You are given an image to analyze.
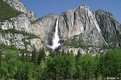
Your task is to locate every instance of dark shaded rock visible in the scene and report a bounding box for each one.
[95,10,121,48]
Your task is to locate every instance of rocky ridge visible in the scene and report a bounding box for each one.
[0,0,44,52]
[0,0,121,55]
[3,0,37,22]
[36,5,121,54]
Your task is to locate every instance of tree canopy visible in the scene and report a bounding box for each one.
[0,45,121,80]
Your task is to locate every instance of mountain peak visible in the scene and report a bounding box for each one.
[78,5,90,9]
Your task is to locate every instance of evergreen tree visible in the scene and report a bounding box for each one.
[100,49,121,79]
[77,53,97,80]
[45,54,77,79]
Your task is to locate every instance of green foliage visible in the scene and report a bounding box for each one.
[65,35,88,48]
[0,43,121,80]
[0,0,22,21]
[0,28,39,39]
[44,54,77,79]
[0,45,19,79]
[100,49,121,78]
[111,34,119,41]
[76,53,98,80]
[15,61,36,80]
[31,47,46,64]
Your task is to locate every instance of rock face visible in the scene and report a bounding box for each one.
[0,0,121,54]
[95,10,121,48]
[59,6,107,47]
[38,6,108,50]
[37,5,121,54]
[0,14,43,51]
[0,0,43,52]
[3,0,37,22]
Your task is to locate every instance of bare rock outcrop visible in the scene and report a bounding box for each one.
[1,0,121,54]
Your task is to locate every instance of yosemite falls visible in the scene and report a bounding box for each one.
[47,19,60,51]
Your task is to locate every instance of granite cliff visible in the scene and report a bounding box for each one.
[0,0,43,52]
[0,0,121,54]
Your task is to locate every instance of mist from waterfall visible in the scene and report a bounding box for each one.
[47,19,60,51]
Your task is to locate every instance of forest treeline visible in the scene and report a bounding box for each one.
[0,45,121,80]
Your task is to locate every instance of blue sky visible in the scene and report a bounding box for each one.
[21,0,121,23]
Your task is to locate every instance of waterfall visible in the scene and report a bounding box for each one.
[47,19,60,51]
